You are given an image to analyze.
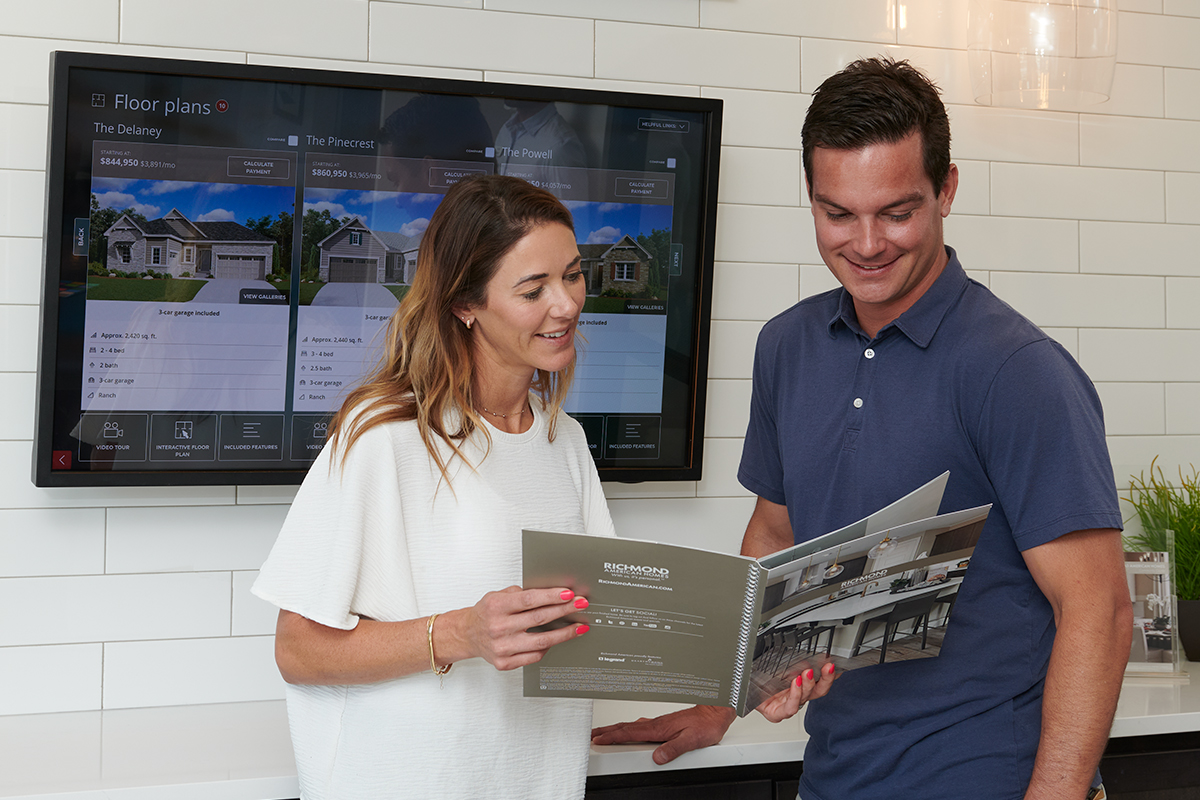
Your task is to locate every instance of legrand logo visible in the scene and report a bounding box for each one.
[604,562,670,578]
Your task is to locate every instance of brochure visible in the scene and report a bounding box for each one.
[522,472,990,715]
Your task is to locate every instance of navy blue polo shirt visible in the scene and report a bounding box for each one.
[738,248,1122,799]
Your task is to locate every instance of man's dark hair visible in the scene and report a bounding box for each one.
[802,56,951,196]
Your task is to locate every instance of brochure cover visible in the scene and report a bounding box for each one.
[523,473,991,715]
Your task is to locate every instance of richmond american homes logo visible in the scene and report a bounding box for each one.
[603,561,670,581]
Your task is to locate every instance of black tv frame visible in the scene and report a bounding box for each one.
[33,51,720,487]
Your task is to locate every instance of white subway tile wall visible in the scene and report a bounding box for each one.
[1082,115,1200,172]
[718,146,802,207]
[704,379,753,439]
[0,0,1196,715]
[947,160,991,216]
[707,320,765,380]
[102,637,284,708]
[371,5,595,75]
[0,643,102,715]
[1093,64,1165,119]
[988,273,1165,329]
[0,2,121,42]
[700,87,810,150]
[1166,66,1200,119]
[896,0,970,50]
[0,374,34,441]
[122,0,370,60]
[488,0,699,26]
[1081,221,1200,277]
[0,105,48,170]
[0,573,232,646]
[0,169,47,238]
[1164,0,1200,16]
[1120,0,1163,13]
[1168,277,1200,328]
[0,508,105,577]
[596,21,800,91]
[1167,172,1200,223]
[696,436,755,499]
[715,203,814,264]
[0,237,41,305]
[949,105,1080,165]
[232,571,280,636]
[1166,384,1200,434]
[248,52,482,82]
[944,216,1079,274]
[712,262,801,322]
[1118,10,1200,69]
[700,0,897,43]
[992,163,1166,223]
[487,72,701,97]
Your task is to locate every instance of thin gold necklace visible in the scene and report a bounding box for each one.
[479,403,529,419]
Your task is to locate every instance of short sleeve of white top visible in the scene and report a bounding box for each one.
[252,401,616,800]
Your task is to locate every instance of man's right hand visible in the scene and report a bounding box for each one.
[590,705,737,765]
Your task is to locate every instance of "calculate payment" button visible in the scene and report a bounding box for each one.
[614,178,669,200]
[227,156,291,180]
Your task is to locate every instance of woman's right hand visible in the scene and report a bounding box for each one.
[446,585,589,671]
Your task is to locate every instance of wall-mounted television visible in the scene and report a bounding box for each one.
[33,52,721,487]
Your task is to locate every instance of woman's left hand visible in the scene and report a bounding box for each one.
[447,585,589,671]
[755,661,837,723]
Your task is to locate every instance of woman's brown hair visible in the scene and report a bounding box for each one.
[325,174,577,482]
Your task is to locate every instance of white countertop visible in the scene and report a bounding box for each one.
[2,661,1197,799]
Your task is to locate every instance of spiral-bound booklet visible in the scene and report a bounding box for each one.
[523,472,990,716]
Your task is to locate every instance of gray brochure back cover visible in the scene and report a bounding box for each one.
[522,529,765,712]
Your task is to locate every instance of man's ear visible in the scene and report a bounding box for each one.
[938,163,959,218]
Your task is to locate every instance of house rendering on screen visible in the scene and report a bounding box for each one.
[316,218,422,284]
[578,234,654,296]
[102,208,276,279]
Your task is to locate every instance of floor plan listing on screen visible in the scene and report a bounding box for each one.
[297,153,673,416]
[84,141,295,413]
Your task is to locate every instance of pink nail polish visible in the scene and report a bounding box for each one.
[795,675,804,687]
[804,669,815,682]
[574,597,589,609]
[576,624,590,635]
[560,590,575,601]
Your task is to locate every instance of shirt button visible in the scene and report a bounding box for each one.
[853,398,864,408]
[864,348,875,359]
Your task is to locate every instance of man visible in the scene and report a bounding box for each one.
[592,57,1132,799]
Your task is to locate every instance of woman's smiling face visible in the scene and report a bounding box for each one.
[464,221,585,385]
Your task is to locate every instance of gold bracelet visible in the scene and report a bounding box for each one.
[427,613,452,681]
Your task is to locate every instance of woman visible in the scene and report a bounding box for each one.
[253,175,615,799]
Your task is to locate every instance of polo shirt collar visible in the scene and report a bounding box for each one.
[827,246,968,348]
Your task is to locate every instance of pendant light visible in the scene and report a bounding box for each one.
[967,0,1118,111]
[797,553,815,590]
[823,546,844,580]
[868,532,895,560]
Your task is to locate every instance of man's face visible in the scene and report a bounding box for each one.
[809,132,957,338]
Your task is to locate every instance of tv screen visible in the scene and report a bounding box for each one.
[33,52,721,487]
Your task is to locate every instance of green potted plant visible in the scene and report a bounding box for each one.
[1122,457,1200,662]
